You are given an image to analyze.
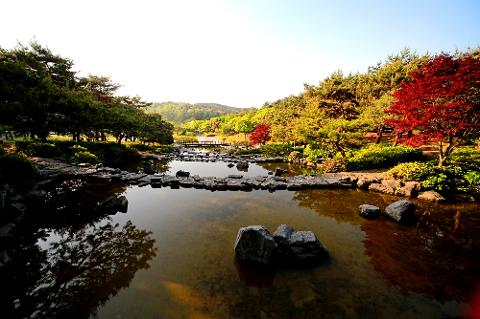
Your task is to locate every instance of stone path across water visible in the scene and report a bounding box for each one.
[31,157,441,200]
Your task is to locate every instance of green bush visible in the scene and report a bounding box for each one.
[447,148,480,171]
[260,143,296,157]
[70,144,88,152]
[464,171,480,186]
[303,144,328,163]
[0,153,38,191]
[127,142,157,152]
[386,162,463,192]
[174,135,197,143]
[15,141,61,158]
[322,158,348,173]
[72,151,99,164]
[155,145,175,154]
[347,144,423,170]
[386,162,428,181]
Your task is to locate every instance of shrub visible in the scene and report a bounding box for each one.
[127,142,157,152]
[322,157,348,173]
[260,143,295,157]
[174,135,197,143]
[303,144,328,163]
[15,141,61,158]
[70,144,88,152]
[464,171,480,186]
[72,151,99,164]
[447,148,480,171]
[387,161,463,192]
[347,144,423,171]
[155,145,175,154]
[385,162,428,181]
[0,153,38,191]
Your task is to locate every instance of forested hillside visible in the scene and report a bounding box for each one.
[147,102,243,123]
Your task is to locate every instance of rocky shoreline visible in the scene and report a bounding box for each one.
[29,157,445,202]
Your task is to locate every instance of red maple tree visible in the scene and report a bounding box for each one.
[249,124,271,145]
[387,53,480,166]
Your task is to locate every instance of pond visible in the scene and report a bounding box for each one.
[146,159,312,177]
[6,181,480,319]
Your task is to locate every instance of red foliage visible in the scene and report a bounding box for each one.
[249,124,271,145]
[386,54,480,147]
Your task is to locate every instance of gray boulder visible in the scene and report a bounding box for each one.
[385,200,416,224]
[273,224,295,258]
[274,168,288,177]
[289,231,329,264]
[234,226,277,265]
[236,161,249,169]
[358,204,381,219]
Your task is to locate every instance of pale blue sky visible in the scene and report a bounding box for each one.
[1,0,479,107]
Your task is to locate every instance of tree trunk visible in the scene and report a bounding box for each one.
[375,124,384,144]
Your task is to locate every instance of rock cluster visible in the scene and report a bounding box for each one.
[358,200,416,224]
[234,224,329,266]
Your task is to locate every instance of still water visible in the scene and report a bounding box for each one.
[147,160,308,177]
[8,178,479,319]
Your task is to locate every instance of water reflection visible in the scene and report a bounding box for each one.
[147,159,293,177]
[5,220,156,319]
[293,189,480,303]
[3,180,156,319]
[234,257,276,287]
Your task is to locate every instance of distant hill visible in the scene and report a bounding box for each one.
[147,102,242,123]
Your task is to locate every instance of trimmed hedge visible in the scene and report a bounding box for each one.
[0,153,38,191]
[15,140,141,167]
[386,162,463,192]
[347,144,423,171]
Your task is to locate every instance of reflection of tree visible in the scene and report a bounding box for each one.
[362,206,480,302]
[293,189,480,302]
[34,178,128,228]
[8,221,156,319]
[293,189,395,223]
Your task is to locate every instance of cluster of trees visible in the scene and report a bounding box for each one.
[147,102,242,124]
[0,42,173,144]
[184,48,480,165]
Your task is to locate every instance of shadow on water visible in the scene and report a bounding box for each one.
[293,189,480,303]
[2,180,157,319]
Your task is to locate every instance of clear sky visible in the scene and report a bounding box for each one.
[1,0,479,107]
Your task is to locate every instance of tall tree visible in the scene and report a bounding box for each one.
[387,54,480,166]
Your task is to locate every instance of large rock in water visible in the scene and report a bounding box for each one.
[273,224,295,258]
[273,224,329,265]
[288,231,329,265]
[236,161,249,170]
[385,200,416,224]
[358,204,381,219]
[234,226,277,265]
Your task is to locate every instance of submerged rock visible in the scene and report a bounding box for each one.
[234,226,277,265]
[358,204,381,219]
[385,200,416,224]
